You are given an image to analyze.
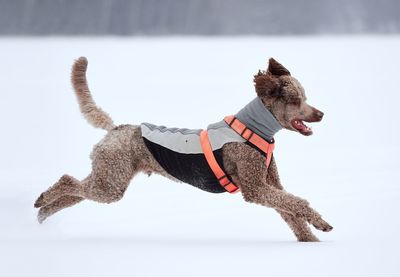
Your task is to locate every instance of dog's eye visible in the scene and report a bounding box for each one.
[288,98,301,106]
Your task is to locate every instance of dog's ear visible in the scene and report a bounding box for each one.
[267,58,291,76]
[253,70,281,97]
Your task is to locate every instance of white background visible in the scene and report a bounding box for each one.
[0,36,399,276]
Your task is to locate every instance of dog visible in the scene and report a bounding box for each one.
[34,57,332,242]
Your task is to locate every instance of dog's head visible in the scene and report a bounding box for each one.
[254,58,324,136]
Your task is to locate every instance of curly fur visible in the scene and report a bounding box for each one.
[34,57,332,241]
[71,57,115,131]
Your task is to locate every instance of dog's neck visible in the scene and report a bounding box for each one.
[235,97,282,141]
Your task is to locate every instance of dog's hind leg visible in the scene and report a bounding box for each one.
[34,174,84,208]
[34,169,131,223]
[34,169,132,223]
[37,195,84,223]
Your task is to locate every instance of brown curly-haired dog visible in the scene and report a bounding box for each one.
[34,57,332,242]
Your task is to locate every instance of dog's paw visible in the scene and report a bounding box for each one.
[311,218,333,232]
[34,193,46,208]
[298,234,320,242]
[37,208,48,224]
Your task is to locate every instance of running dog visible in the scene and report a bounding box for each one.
[34,57,333,242]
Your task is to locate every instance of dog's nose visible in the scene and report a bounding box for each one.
[310,107,324,122]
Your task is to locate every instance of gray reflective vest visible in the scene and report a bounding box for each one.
[140,97,282,193]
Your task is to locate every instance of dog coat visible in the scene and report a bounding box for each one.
[141,97,282,193]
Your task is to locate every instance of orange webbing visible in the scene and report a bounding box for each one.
[224,115,275,168]
[200,130,239,193]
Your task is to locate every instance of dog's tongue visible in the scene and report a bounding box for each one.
[292,120,312,135]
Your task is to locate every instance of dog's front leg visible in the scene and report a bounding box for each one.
[278,211,319,241]
[266,158,319,242]
[241,179,333,233]
[235,155,333,233]
[263,186,332,232]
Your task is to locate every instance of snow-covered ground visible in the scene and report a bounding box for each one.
[0,36,399,276]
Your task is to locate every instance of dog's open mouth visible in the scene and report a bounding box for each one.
[291,119,313,136]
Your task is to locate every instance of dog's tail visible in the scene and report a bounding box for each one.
[71,57,116,131]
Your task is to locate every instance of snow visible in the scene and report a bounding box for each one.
[0,36,399,276]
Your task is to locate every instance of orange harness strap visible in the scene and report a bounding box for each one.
[224,115,275,168]
[200,116,276,194]
[200,130,239,193]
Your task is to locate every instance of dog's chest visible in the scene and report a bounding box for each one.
[140,121,245,193]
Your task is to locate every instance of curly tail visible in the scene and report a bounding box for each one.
[71,57,116,131]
